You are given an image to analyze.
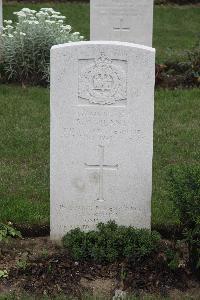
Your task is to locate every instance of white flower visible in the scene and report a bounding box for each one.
[21,8,31,12]
[52,11,61,15]
[61,25,72,31]
[57,20,63,24]
[5,25,13,29]
[20,32,26,36]
[28,20,39,25]
[36,11,48,17]
[4,24,14,34]
[52,15,63,19]
[14,11,26,18]
[72,32,80,36]
[8,34,14,38]
[21,8,37,15]
[45,20,55,24]
[58,16,66,20]
[40,8,55,14]
[4,20,12,25]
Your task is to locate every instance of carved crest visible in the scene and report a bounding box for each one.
[79,53,127,105]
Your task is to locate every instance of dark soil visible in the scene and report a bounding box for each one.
[155,64,200,89]
[13,223,185,239]
[0,237,199,298]
[13,223,50,237]
[1,63,199,90]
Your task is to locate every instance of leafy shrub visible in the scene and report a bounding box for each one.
[185,41,200,86]
[164,248,181,271]
[0,8,84,85]
[63,221,161,263]
[0,270,8,279]
[156,40,200,88]
[168,165,200,226]
[0,223,22,242]
[167,165,200,274]
[155,0,200,3]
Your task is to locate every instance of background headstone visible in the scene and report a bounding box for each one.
[50,41,155,240]
[90,0,154,47]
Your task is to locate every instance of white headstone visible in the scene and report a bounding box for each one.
[90,0,154,47]
[50,41,155,240]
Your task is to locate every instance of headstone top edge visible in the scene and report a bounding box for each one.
[51,41,155,53]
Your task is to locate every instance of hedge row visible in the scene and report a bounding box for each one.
[156,0,200,4]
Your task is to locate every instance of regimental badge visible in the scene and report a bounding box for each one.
[78,52,127,105]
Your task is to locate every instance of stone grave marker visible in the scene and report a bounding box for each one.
[50,41,155,240]
[90,0,154,47]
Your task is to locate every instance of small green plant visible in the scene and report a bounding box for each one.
[0,270,8,279]
[0,223,21,242]
[47,264,52,274]
[167,165,200,227]
[63,221,161,263]
[0,8,84,85]
[182,225,200,273]
[16,258,28,271]
[185,40,200,86]
[164,248,180,271]
[41,248,49,258]
[16,253,29,271]
[167,165,200,274]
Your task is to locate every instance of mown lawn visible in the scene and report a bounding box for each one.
[0,292,196,300]
[0,85,199,226]
[1,2,199,227]
[3,3,200,62]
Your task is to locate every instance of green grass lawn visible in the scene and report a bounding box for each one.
[0,85,199,226]
[0,2,199,227]
[0,86,49,225]
[0,293,196,300]
[3,3,200,63]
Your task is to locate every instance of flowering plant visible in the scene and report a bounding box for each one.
[0,8,84,85]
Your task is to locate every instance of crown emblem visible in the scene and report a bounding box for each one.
[95,52,112,67]
[79,52,127,105]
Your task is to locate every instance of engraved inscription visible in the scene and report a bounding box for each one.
[94,0,142,17]
[63,110,143,144]
[85,145,118,202]
[78,52,127,105]
[113,18,130,39]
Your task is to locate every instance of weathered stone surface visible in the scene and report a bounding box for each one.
[90,0,154,47]
[50,41,155,240]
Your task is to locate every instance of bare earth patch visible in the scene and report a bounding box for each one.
[0,237,199,298]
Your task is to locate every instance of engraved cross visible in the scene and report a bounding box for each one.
[85,145,118,202]
[113,18,130,40]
